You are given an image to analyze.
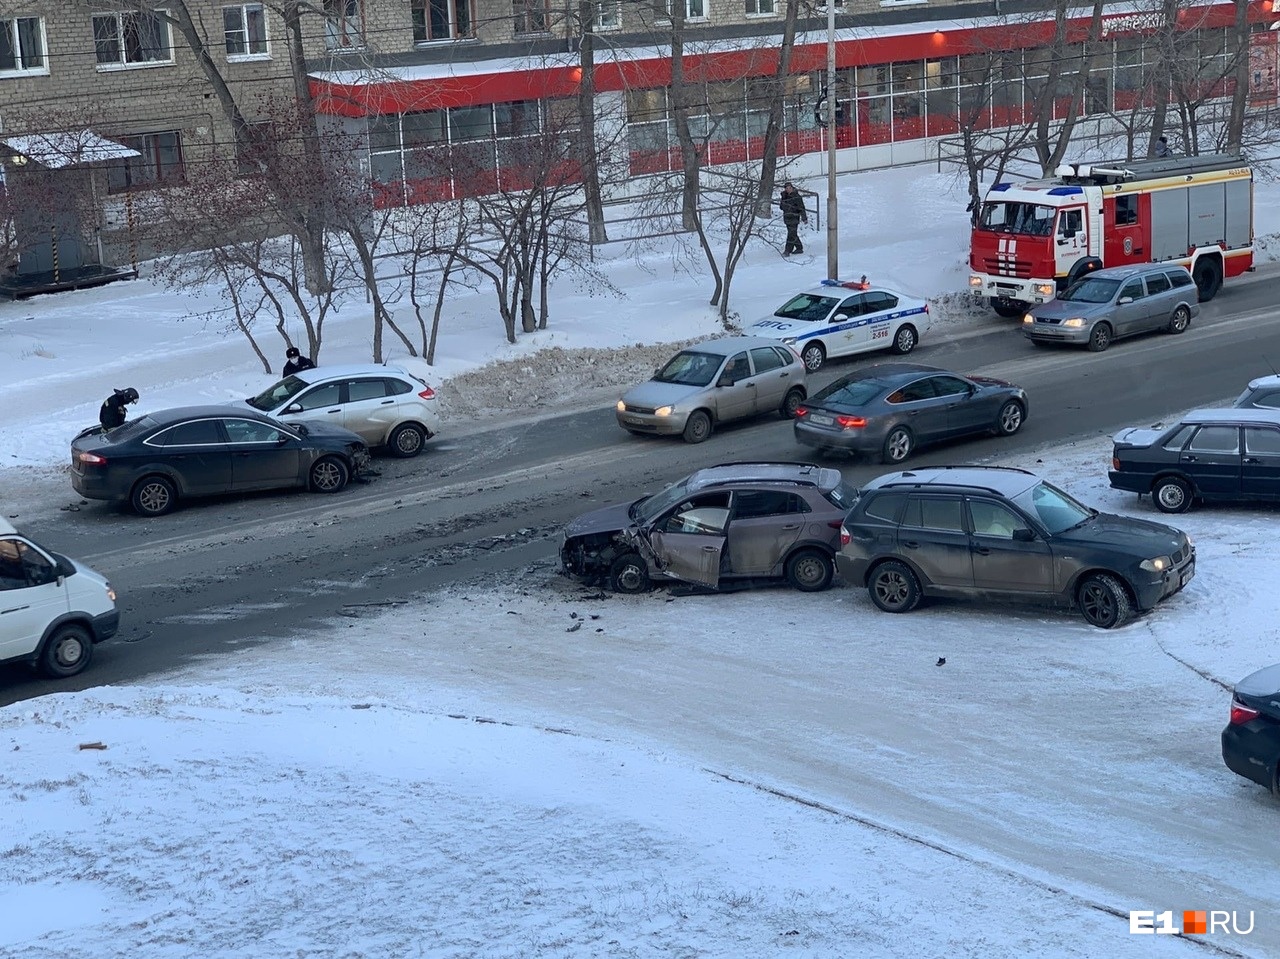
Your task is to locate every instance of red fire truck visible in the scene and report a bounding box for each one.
[968,154,1254,317]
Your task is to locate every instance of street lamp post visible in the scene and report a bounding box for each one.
[826,0,838,279]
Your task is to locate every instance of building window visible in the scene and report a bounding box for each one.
[412,0,475,42]
[513,0,548,34]
[107,132,185,193]
[594,1,620,29]
[324,0,363,49]
[224,4,268,58]
[235,122,275,176]
[0,16,46,74]
[93,10,173,68]
[745,0,773,14]
[655,0,706,20]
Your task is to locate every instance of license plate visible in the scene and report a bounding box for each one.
[1180,562,1195,588]
[809,414,833,426]
[625,415,643,424]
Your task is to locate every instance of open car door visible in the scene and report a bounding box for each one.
[648,529,724,589]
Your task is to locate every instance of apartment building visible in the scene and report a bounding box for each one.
[0,1,1275,269]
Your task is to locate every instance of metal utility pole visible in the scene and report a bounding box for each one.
[826,1,839,279]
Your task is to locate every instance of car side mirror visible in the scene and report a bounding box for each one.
[57,556,75,578]
[276,433,291,445]
[284,403,303,414]
[1012,528,1035,542]
[1117,296,1133,305]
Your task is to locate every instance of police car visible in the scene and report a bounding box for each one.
[745,277,931,372]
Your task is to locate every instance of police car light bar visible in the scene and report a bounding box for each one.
[819,275,870,290]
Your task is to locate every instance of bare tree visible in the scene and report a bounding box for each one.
[754,0,803,217]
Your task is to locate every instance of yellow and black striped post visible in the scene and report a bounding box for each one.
[50,226,59,285]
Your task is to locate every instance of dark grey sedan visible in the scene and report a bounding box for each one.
[793,363,1028,463]
[71,406,371,516]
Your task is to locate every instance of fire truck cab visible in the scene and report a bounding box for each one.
[969,154,1253,317]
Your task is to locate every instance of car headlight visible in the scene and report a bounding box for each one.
[106,585,117,602]
[782,336,797,345]
[1022,314,1034,324]
[616,400,626,412]
[655,406,674,417]
[969,275,983,288]
[1139,556,1172,573]
[1034,283,1055,297]
[1062,317,1086,328]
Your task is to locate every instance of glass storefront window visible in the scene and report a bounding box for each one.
[402,111,446,147]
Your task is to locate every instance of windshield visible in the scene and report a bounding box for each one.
[655,351,722,387]
[1060,276,1120,304]
[977,201,1055,237]
[811,377,886,410]
[247,375,309,411]
[1011,480,1094,534]
[630,477,694,525]
[773,294,840,323]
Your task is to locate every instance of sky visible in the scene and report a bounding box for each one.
[3,162,1280,957]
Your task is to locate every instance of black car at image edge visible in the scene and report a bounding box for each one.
[70,406,371,516]
[1222,664,1280,794]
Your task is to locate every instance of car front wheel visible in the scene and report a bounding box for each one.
[1077,573,1132,629]
[868,560,921,613]
[609,553,651,594]
[40,624,93,678]
[682,410,712,444]
[131,476,177,517]
[785,548,833,592]
[1152,475,1193,513]
[801,343,825,372]
[310,456,350,493]
[1087,323,1113,352]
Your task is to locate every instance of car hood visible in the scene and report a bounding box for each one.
[622,380,708,407]
[68,557,113,591]
[564,501,635,538]
[744,317,820,339]
[968,375,1016,390]
[1112,427,1165,448]
[1056,512,1186,554]
[1030,300,1112,321]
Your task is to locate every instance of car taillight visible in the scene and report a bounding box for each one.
[1230,697,1260,726]
[836,415,866,429]
[795,407,809,417]
[77,451,107,466]
[1112,456,1120,470]
[418,386,436,400]
[839,527,851,547]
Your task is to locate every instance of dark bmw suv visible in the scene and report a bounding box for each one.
[837,466,1194,628]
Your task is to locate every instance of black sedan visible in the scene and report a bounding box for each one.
[71,406,371,516]
[793,362,1028,463]
[1222,664,1280,794]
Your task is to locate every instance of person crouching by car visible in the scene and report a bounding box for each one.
[283,346,315,377]
[99,387,139,431]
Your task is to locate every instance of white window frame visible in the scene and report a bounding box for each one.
[594,0,621,30]
[92,9,174,70]
[0,16,49,76]
[512,0,549,35]
[745,0,775,15]
[324,0,364,50]
[223,3,270,60]
[655,0,706,23]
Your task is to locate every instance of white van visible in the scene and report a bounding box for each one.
[0,519,118,678]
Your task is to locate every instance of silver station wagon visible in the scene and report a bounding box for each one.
[1023,263,1199,352]
[615,336,808,443]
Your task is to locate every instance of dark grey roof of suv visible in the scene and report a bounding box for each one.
[688,462,843,493]
[862,466,1040,498]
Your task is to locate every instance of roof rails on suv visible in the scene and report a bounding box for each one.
[874,465,1038,496]
[689,462,827,491]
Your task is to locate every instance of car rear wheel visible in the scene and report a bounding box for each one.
[609,553,651,594]
[779,388,805,419]
[388,423,426,458]
[1152,475,1193,513]
[309,456,350,493]
[40,624,93,678]
[1077,573,1132,629]
[890,324,918,354]
[682,410,713,444]
[801,343,825,372]
[1087,323,1113,352]
[882,426,914,464]
[1167,305,1191,335]
[785,549,833,592]
[868,560,921,613]
[994,400,1025,436]
[131,476,177,517]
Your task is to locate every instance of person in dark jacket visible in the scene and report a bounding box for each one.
[99,387,139,430]
[779,182,808,256]
[283,346,315,377]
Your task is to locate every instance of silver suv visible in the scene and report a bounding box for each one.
[1023,263,1199,352]
[561,462,857,593]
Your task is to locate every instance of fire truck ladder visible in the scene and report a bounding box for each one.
[1054,153,1246,186]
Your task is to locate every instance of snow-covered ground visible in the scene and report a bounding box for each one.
[3,162,1280,957]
